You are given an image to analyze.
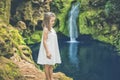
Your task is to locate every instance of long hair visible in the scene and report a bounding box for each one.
[42,12,56,31]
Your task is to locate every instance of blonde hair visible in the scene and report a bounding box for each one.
[42,12,56,31]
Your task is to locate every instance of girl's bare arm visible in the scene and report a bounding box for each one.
[43,28,51,59]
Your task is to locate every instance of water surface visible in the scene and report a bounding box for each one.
[31,36,120,80]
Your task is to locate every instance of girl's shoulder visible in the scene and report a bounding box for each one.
[43,27,49,33]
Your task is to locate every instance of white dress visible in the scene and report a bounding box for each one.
[37,28,61,65]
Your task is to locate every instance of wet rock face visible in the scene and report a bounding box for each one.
[10,0,51,28]
[0,0,11,23]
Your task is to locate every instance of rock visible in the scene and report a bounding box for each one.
[0,56,24,80]
[16,21,27,30]
[0,0,11,23]
[10,53,73,80]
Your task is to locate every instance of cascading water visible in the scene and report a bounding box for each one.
[67,2,80,68]
[68,2,80,42]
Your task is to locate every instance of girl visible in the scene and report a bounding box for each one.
[37,12,61,80]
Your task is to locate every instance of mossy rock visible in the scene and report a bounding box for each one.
[0,23,33,63]
[0,23,25,57]
[0,56,25,80]
[0,0,11,24]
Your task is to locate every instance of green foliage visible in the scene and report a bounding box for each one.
[104,1,114,17]
[24,30,42,44]
[79,10,102,34]
[104,0,120,24]
[79,0,89,6]
[51,0,73,36]
[79,0,120,52]
[50,0,64,13]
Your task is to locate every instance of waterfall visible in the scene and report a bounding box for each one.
[68,2,80,42]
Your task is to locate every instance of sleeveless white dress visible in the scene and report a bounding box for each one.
[37,28,61,65]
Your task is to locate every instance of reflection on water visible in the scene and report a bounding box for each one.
[55,39,120,80]
[69,43,79,68]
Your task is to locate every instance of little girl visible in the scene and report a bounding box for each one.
[37,12,61,80]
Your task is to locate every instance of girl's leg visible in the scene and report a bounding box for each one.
[49,65,54,80]
[45,65,50,80]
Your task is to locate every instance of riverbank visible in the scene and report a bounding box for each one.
[10,54,73,80]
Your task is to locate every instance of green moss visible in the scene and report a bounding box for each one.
[0,0,11,23]
[79,10,113,43]
[79,7,120,52]
[0,23,33,63]
[9,29,26,45]
[79,10,102,34]
[79,0,89,5]
[53,0,73,36]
